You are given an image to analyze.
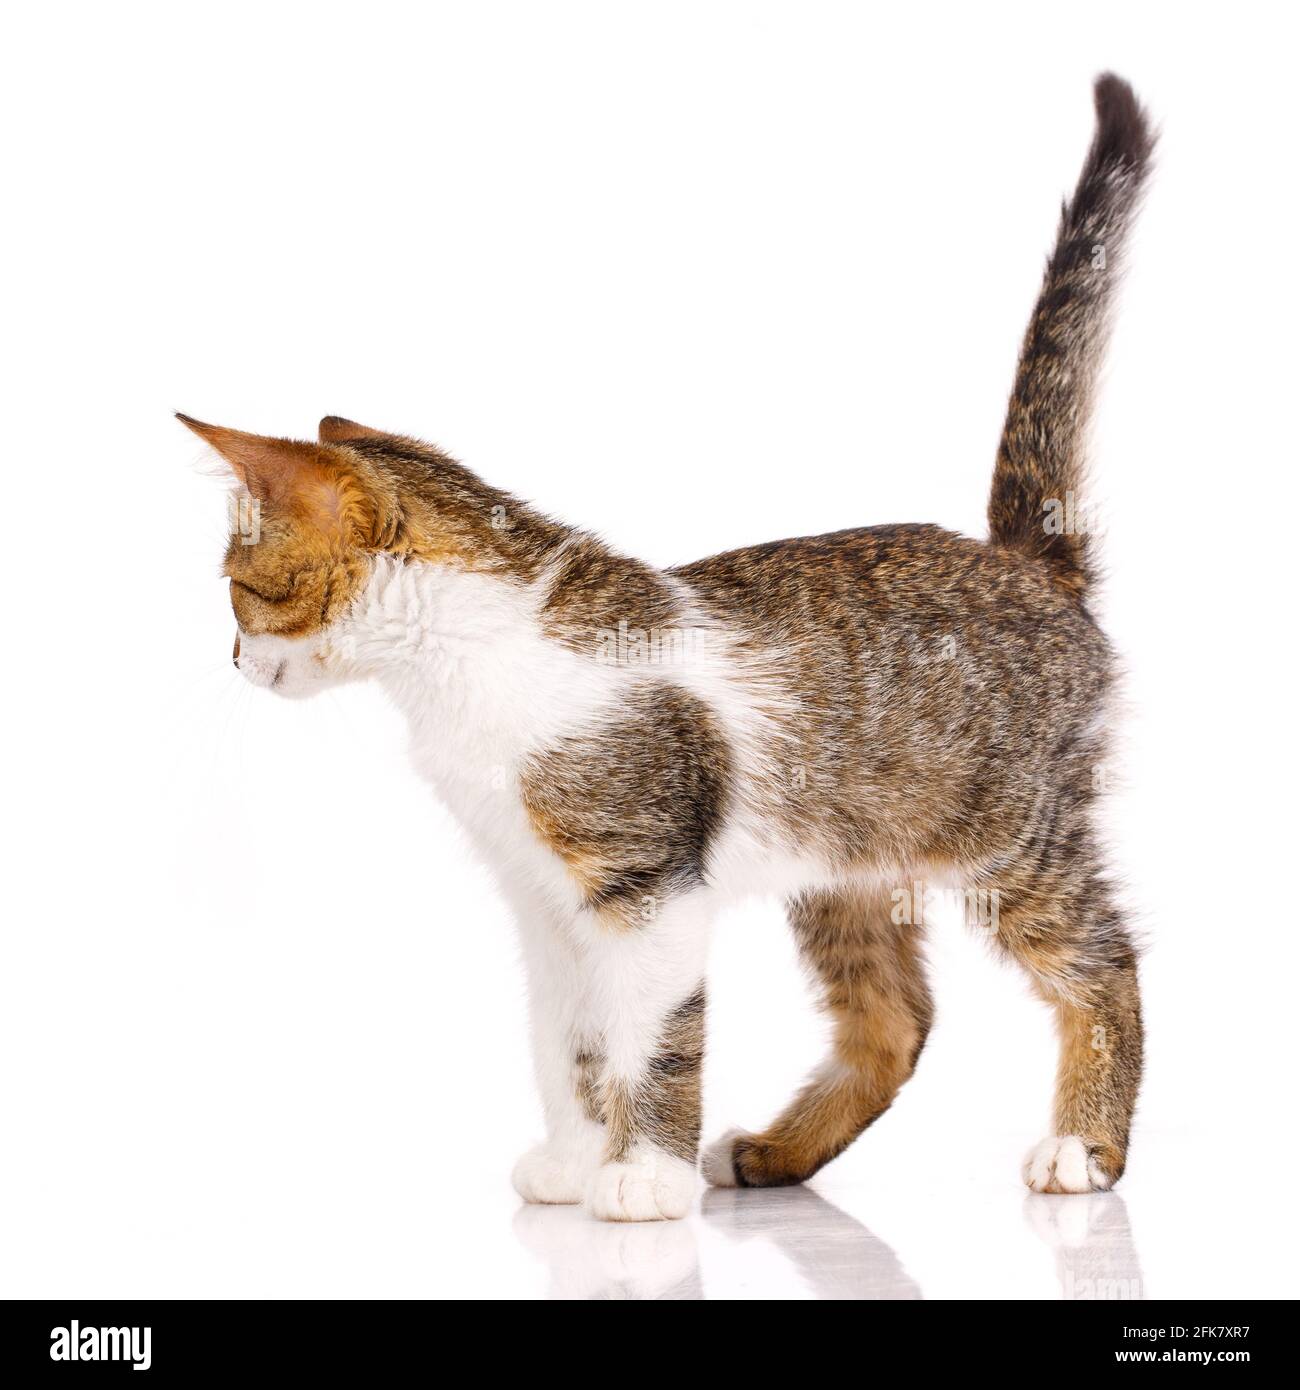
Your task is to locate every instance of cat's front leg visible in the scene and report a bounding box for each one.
[578,892,711,1222]
[512,915,607,1205]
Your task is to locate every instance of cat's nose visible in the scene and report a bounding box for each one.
[232,631,241,668]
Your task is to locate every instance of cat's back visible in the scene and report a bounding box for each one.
[673,522,1101,648]
[665,522,1112,873]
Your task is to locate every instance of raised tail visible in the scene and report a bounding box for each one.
[988,74,1155,598]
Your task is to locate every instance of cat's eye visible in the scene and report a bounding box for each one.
[231,578,278,604]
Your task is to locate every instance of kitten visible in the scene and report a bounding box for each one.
[183,74,1152,1221]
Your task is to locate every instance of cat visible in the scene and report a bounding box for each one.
[182,73,1153,1222]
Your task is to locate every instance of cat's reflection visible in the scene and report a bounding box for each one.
[703,1187,922,1299]
[1024,1191,1145,1300]
[513,1205,703,1300]
[514,1186,920,1300]
[517,1185,1143,1299]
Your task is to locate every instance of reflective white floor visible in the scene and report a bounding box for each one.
[4,1121,1291,1299]
[514,1186,1144,1301]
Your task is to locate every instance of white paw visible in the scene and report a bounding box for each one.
[585,1148,698,1222]
[512,1143,590,1205]
[1023,1136,1113,1194]
[701,1128,744,1188]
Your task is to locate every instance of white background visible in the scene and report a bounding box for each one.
[3,0,1297,1299]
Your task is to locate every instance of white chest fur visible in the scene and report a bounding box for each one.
[336,558,621,906]
[332,556,846,914]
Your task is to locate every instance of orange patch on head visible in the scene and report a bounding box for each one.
[178,414,383,540]
[180,413,391,639]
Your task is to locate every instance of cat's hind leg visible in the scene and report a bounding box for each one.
[980,814,1143,1193]
[703,883,932,1189]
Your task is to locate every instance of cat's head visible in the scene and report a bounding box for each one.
[186,412,567,698]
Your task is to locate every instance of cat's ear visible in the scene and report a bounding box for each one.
[319,415,391,444]
[176,414,323,501]
[177,413,371,538]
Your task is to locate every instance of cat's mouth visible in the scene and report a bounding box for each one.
[236,652,287,690]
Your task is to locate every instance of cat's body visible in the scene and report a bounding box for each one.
[185,75,1152,1220]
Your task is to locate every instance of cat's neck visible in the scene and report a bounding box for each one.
[341,551,664,777]
[344,554,554,711]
